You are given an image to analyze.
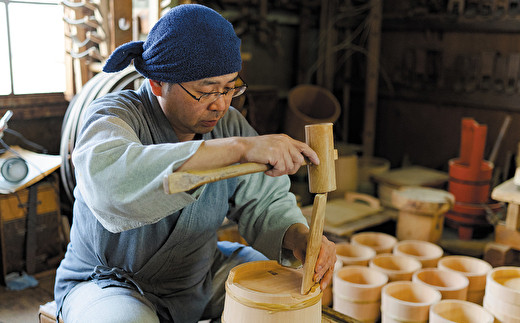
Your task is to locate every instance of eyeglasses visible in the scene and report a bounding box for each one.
[178,77,248,104]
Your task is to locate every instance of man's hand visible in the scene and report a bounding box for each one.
[283,223,337,290]
[176,134,319,177]
[239,134,320,177]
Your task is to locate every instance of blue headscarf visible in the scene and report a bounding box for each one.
[103,4,242,84]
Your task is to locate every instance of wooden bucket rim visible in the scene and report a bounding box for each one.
[393,240,444,261]
[225,260,322,309]
[438,255,492,277]
[412,268,470,291]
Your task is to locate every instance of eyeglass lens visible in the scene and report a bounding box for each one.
[201,85,247,103]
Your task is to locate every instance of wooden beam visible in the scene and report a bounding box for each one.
[362,0,382,157]
[109,0,133,52]
[495,224,520,251]
[506,203,520,231]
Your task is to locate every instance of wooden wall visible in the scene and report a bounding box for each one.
[6,2,520,192]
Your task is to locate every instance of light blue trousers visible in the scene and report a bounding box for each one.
[61,241,268,323]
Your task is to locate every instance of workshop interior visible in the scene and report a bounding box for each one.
[1,0,520,322]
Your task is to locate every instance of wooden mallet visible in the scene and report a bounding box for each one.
[300,122,336,294]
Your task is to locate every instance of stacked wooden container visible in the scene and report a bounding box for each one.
[331,234,510,323]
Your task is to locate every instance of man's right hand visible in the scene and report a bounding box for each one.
[238,134,320,177]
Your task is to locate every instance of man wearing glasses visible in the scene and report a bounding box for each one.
[54,4,336,323]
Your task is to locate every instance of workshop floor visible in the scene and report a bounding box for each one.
[0,269,55,323]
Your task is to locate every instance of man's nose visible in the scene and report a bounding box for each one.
[208,95,228,111]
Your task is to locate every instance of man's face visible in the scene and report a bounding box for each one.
[154,72,239,141]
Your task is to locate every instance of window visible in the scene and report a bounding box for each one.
[0,0,65,95]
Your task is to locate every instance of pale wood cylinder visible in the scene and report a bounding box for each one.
[333,266,389,322]
[429,299,494,323]
[381,281,441,323]
[392,187,454,243]
[222,260,322,323]
[393,240,444,268]
[336,242,377,266]
[351,231,398,255]
[305,123,336,193]
[369,253,423,282]
[438,256,492,305]
[412,268,469,300]
[483,266,520,322]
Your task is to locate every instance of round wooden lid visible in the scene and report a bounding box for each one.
[392,187,454,214]
[226,260,321,306]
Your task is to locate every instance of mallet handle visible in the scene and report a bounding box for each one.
[163,162,272,194]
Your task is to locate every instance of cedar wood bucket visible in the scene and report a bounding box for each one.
[483,266,520,322]
[222,260,322,323]
[448,118,493,204]
[381,281,441,323]
[393,240,444,268]
[336,242,377,266]
[333,265,389,322]
[392,187,454,243]
[350,231,398,255]
[437,255,492,305]
[369,253,422,282]
[412,268,469,300]
[429,299,494,323]
[283,84,341,142]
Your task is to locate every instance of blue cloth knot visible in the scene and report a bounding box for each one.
[103,4,242,84]
[103,41,144,73]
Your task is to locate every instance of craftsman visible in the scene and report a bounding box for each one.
[54,4,336,323]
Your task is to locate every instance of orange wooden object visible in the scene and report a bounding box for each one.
[449,118,493,204]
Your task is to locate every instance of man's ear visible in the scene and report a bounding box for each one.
[149,79,163,96]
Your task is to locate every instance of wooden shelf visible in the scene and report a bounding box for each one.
[379,88,520,112]
[383,14,520,33]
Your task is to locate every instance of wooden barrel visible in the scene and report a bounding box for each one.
[392,187,454,243]
[351,232,398,255]
[369,253,422,282]
[393,240,444,268]
[429,299,494,323]
[381,281,441,323]
[437,256,492,305]
[283,85,340,142]
[483,266,520,322]
[222,260,322,323]
[412,268,469,300]
[336,242,377,266]
[333,265,389,323]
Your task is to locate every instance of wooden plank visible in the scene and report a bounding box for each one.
[317,0,328,86]
[492,178,520,204]
[362,0,382,157]
[301,195,381,227]
[297,0,312,84]
[495,224,520,250]
[506,203,520,231]
[25,185,38,274]
[109,0,133,53]
[322,305,362,322]
[484,242,518,267]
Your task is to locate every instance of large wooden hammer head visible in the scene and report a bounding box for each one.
[305,123,336,194]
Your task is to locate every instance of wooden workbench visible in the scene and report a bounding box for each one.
[484,178,520,266]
